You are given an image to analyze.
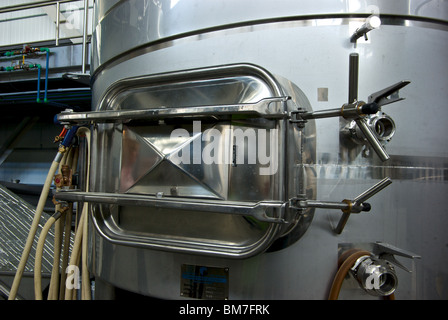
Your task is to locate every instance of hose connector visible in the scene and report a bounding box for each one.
[345,111,396,147]
[61,125,79,148]
[351,255,398,297]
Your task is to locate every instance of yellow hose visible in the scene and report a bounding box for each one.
[64,207,85,300]
[48,145,77,300]
[65,127,91,300]
[81,202,91,300]
[34,212,62,300]
[15,127,91,300]
[328,250,371,300]
[33,145,75,300]
[58,203,73,299]
[47,205,63,300]
[47,156,66,300]
[78,127,91,300]
[8,157,62,300]
[57,146,78,299]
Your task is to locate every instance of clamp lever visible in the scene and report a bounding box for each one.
[368,80,411,108]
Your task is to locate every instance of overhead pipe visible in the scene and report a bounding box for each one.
[40,47,50,103]
[35,64,42,102]
[0,63,42,103]
[1,46,50,103]
[3,46,41,56]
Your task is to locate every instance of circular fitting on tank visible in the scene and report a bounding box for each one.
[371,114,396,142]
[344,112,396,147]
[352,256,398,297]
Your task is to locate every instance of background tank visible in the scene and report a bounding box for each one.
[87,0,448,299]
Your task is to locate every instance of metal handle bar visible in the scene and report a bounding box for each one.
[56,97,290,124]
[335,177,392,234]
[54,190,287,224]
[292,177,392,234]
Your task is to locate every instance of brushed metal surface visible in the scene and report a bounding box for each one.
[86,0,448,300]
[84,64,316,259]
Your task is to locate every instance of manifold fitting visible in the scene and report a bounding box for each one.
[351,255,398,297]
[345,111,396,146]
[370,113,396,142]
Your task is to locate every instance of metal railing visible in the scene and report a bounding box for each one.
[0,0,92,74]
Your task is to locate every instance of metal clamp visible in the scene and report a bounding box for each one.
[368,80,411,108]
[372,242,421,273]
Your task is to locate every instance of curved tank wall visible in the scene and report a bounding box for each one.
[88,0,448,299]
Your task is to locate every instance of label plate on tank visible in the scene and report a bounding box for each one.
[180,264,229,300]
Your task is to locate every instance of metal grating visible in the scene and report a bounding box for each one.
[0,183,72,274]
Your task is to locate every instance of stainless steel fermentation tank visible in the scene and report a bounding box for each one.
[57,1,448,299]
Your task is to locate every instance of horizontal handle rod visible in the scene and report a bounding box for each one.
[54,190,287,223]
[56,97,290,124]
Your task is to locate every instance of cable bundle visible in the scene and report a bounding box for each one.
[8,126,91,300]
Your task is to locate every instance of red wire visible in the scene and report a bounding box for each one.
[59,127,68,138]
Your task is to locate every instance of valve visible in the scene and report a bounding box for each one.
[350,14,382,47]
[345,110,396,143]
[54,165,73,189]
[290,177,392,234]
[351,254,398,297]
[291,53,410,162]
[339,242,421,297]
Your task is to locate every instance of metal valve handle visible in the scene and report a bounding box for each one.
[291,177,393,234]
[355,118,390,161]
[347,53,410,162]
[335,177,392,234]
[294,54,410,162]
[348,53,410,161]
[354,79,410,162]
